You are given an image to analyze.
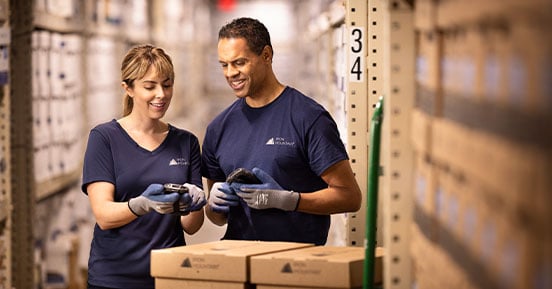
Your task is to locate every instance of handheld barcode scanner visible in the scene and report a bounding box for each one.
[226,168,261,184]
[163,183,190,215]
[225,168,262,235]
[163,183,189,194]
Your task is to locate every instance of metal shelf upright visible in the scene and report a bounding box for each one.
[0,2,11,287]
[9,0,35,288]
[345,0,369,247]
[0,64,11,289]
[380,1,415,288]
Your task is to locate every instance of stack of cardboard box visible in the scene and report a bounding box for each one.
[151,240,383,289]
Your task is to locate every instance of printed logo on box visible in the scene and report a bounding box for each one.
[281,263,292,273]
[179,257,221,270]
[181,258,192,267]
[279,262,321,275]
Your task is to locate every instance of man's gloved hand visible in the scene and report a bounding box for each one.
[178,183,207,213]
[128,184,181,216]
[208,182,240,213]
[235,167,300,211]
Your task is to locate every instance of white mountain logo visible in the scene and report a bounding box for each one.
[266,137,295,146]
[169,158,189,166]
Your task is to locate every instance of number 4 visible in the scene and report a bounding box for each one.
[351,57,362,81]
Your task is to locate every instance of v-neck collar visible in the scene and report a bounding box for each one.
[113,119,172,154]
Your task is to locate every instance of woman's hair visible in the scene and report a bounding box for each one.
[120,44,174,116]
[218,17,272,56]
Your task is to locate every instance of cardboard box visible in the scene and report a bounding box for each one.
[155,278,254,289]
[414,0,438,31]
[257,286,360,289]
[151,240,313,282]
[411,109,432,154]
[251,246,384,288]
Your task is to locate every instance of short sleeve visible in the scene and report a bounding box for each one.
[200,125,226,182]
[81,129,115,194]
[188,134,203,188]
[306,111,349,176]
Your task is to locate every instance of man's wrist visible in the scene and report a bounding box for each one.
[281,190,300,211]
[292,191,301,211]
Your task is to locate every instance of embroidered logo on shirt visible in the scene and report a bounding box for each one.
[265,137,295,146]
[169,158,189,166]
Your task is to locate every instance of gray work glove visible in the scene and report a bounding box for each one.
[128,184,180,216]
[208,182,240,213]
[178,183,207,213]
[235,167,300,211]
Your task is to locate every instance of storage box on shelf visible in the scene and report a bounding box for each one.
[414,1,552,289]
[432,118,551,288]
[415,29,443,116]
[31,30,85,200]
[413,153,438,242]
[411,223,475,289]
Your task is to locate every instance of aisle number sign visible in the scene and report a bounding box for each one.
[349,26,365,83]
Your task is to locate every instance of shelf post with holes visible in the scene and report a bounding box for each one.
[0,5,11,286]
[344,0,368,247]
[367,0,386,250]
[9,0,36,288]
[381,1,415,288]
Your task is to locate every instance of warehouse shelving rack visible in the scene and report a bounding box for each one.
[344,1,415,288]
[301,0,414,285]
[12,1,86,199]
[411,1,552,289]
[8,0,87,288]
[5,1,213,287]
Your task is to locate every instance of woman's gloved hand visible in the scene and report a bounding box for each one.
[178,183,207,213]
[235,167,300,211]
[128,184,181,216]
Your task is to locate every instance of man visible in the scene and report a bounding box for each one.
[201,17,361,245]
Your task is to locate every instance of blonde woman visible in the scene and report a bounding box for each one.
[82,44,205,289]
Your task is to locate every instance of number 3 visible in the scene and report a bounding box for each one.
[351,28,363,53]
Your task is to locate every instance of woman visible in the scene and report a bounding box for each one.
[81,44,205,289]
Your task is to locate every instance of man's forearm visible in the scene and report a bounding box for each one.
[205,205,228,226]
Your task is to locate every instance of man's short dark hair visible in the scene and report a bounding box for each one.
[218,17,273,56]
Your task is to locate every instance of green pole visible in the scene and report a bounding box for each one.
[363,96,384,289]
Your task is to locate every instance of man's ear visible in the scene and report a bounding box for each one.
[262,45,273,62]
